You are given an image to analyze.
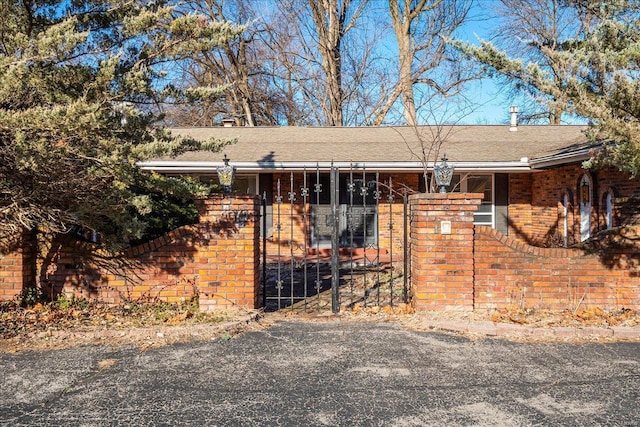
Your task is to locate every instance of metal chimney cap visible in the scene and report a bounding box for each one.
[509,106,518,132]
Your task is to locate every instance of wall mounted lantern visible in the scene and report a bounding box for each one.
[434,154,454,193]
[217,154,235,194]
[581,179,590,204]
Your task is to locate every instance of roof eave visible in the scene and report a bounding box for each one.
[138,160,533,174]
[530,147,594,169]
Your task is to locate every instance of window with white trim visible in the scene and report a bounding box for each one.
[449,174,494,227]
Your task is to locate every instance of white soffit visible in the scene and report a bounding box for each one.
[138,160,533,173]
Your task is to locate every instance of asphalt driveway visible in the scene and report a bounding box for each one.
[1,320,639,426]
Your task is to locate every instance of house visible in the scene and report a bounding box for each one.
[2,122,638,312]
[140,123,637,253]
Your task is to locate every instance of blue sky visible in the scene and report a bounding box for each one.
[450,1,512,125]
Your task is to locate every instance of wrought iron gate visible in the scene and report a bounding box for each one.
[261,165,410,312]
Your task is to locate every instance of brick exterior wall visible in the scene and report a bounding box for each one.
[409,188,640,313]
[508,164,639,245]
[474,226,640,311]
[0,195,261,311]
[409,193,483,311]
[2,166,638,314]
[508,173,533,240]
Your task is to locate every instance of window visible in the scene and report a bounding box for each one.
[232,176,257,194]
[449,174,494,226]
[579,174,592,241]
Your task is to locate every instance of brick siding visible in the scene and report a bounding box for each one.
[509,164,639,245]
[269,172,417,260]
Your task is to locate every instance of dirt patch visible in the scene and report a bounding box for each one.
[486,307,640,328]
[0,300,265,353]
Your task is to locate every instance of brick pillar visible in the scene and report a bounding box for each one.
[0,251,24,301]
[410,193,483,311]
[195,194,261,311]
[0,231,36,302]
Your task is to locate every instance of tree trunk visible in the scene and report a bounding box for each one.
[309,0,345,126]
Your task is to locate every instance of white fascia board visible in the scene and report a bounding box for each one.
[138,160,532,173]
[529,148,594,169]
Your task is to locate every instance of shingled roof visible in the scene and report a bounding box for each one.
[142,125,597,173]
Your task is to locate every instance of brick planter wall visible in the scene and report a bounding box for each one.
[410,193,483,311]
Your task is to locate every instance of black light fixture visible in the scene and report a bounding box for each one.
[434,154,454,193]
[217,154,235,194]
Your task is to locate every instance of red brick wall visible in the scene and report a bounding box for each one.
[0,232,35,300]
[508,164,638,245]
[0,195,261,311]
[474,226,640,311]
[508,173,533,239]
[0,251,24,300]
[410,193,483,311]
[408,189,640,313]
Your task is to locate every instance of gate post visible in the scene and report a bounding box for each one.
[196,194,261,311]
[410,193,483,312]
[330,166,340,313]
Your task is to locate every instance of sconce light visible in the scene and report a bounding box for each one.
[581,179,590,204]
[217,154,235,194]
[434,154,454,193]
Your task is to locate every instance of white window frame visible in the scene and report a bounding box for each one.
[451,174,495,228]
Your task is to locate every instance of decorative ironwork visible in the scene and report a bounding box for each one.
[262,164,410,312]
[360,182,369,197]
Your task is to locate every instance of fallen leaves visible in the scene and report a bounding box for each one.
[0,298,234,344]
[489,307,640,327]
[349,302,415,315]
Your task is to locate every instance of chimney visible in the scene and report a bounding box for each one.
[222,118,235,127]
[509,106,518,132]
